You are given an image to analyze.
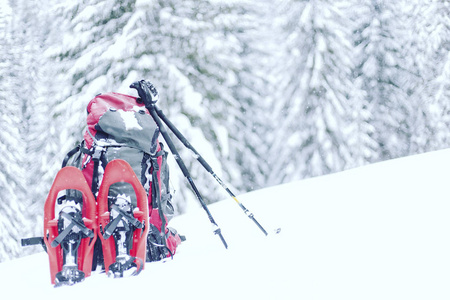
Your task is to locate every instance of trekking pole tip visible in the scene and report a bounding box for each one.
[212,224,228,249]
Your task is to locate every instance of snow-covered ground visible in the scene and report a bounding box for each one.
[1,149,450,299]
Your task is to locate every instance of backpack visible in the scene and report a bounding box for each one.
[63,92,181,265]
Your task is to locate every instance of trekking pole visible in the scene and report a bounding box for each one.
[154,105,268,236]
[130,80,228,249]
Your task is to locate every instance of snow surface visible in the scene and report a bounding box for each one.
[2,149,450,299]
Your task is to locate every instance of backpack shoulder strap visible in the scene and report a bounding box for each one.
[61,141,86,168]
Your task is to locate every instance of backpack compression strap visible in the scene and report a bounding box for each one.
[61,142,88,168]
[150,148,167,249]
[90,145,108,196]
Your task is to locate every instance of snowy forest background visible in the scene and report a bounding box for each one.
[0,0,449,262]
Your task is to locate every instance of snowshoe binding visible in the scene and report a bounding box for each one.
[103,194,144,277]
[53,205,93,286]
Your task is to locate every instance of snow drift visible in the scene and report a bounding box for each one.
[1,149,450,299]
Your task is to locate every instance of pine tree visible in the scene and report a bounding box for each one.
[269,0,372,184]
[0,0,28,262]
[203,0,274,192]
[354,0,422,161]
[432,52,450,145]
[388,0,440,155]
[431,0,450,147]
[17,0,56,238]
[408,0,450,150]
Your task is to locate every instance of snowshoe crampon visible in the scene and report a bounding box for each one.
[54,266,85,287]
[97,159,149,277]
[107,255,144,278]
[43,167,97,286]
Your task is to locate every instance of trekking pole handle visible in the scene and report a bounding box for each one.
[130,80,159,106]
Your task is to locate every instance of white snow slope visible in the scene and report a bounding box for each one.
[1,149,450,300]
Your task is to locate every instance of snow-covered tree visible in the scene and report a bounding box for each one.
[17,0,57,238]
[406,0,450,150]
[269,0,373,183]
[431,52,450,146]
[0,0,29,262]
[204,0,275,192]
[354,0,424,160]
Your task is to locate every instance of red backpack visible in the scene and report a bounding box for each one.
[63,92,181,270]
[31,91,182,286]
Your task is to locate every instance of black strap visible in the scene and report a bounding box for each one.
[91,159,100,195]
[90,146,105,196]
[21,237,47,252]
[51,211,94,248]
[62,144,82,168]
[150,153,167,248]
[149,128,160,155]
[61,211,94,238]
[51,222,76,248]
[102,205,143,240]
[154,149,165,159]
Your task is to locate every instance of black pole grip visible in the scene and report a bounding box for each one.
[130,80,159,106]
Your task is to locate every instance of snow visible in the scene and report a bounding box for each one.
[2,149,450,299]
[118,109,143,131]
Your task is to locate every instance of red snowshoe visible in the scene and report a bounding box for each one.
[97,159,149,277]
[43,166,97,286]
